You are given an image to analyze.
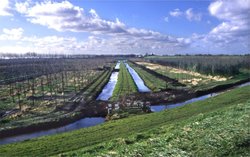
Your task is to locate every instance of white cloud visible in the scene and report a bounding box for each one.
[15,0,30,14]
[206,0,250,45]
[0,28,24,40]
[0,28,90,54]
[14,1,143,37]
[89,9,99,18]
[169,8,202,21]
[6,0,247,54]
[0,26,189,54]
[0,0,12,16]
[169,9,182,17]
[183,0,250,54]
[185,8,202,21]
[15,0,127,34]
[13,0,190,54]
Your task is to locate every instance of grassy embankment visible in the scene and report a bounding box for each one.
[0,85,249,156]
[128,62,167,91]
[0,70,112,131]
[111,62,137,101]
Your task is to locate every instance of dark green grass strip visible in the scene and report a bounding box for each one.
[111,62,137,101]
[83,70,111,101]
[128,62,166,91]
[0,85,249,157]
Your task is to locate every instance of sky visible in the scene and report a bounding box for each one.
[0,0,249,55]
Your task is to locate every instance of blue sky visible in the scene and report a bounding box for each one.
[0,0,249,55]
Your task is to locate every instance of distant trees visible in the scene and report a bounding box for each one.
[148,55,250,76]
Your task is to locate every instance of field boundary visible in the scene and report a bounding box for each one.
[130,61,185,87]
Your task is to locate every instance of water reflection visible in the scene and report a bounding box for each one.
[0,117,105,145]
[97,62,120,101]
[151,81,250,112]
[125,63,151,92]
[97,72,119,101]
[151,93,217,112]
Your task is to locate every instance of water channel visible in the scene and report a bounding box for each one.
[0,117,105,145]
[125,63,151,92]
[0,64,249,145]
[96,62,120,101]
[150,81,250,112]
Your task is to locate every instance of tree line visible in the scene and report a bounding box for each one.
[147,55,250,76]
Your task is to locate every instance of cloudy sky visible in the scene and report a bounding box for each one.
[0,0,249,55]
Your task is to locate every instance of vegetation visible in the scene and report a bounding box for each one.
[111,62,137,101]
[135,61,223,88]
[0,57,116,131]
[135,60,250,91]
[65,100,250,156]
[0,70,112,131]
[128,62,167,91]
[0,55,249,157]
[145,55,250,76]
[0,70,102,110]
[0,58,113,84]
[0,85,249,156]
[0,58,114,111]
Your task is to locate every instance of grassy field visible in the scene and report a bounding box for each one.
[0,85,249,156]
[64,98,250,156]
[128,62,167,91]
[111,62,137,101]
[136,61,227,86]
[135,61,250,91]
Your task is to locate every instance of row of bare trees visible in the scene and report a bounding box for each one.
[0,58,114,111]
[4,70,100,111]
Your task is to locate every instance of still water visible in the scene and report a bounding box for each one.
[125,63,151,92]
[96,62,120,101]
[0,117,105,145]
[151,81,250,112]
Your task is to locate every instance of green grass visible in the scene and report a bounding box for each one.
[111,62,137,101]
[136,61,249,91]
[63,99,250,157]
[0,85,249,157]
[82,70,112,101]
[135,61,214,88]
[128,62,167,91]
[192,72,250,91]
[157,67,199,80]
